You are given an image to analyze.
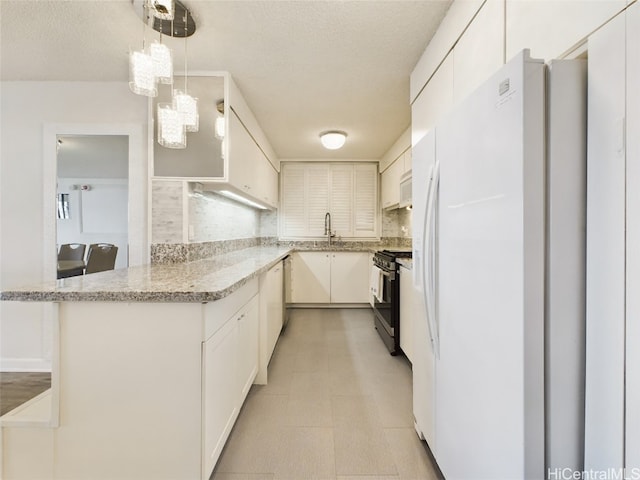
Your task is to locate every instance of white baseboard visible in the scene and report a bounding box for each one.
[1,358,51,372]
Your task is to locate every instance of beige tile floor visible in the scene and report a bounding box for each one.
[212,308,441,480]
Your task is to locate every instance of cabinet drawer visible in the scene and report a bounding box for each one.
[203,278,259,341]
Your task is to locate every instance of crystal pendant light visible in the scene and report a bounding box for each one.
[129,5,158,97]
[129,49,157,97]
[172,19,198,132]
[150,41,173,85]
[157,103,186,148]
[173,91,199,132]
[149,0,175,20]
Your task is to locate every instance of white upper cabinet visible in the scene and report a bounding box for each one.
[380,156,404,210]
[153,75,226,178]
[411,53,454,147]
[227,109,279,209]
[506,0,626,61]
[152,72,279,210]
[380,127,411,211]
[280,162,378,239]
[452,0,504,106]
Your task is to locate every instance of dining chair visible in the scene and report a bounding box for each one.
[85,243,118,274]
[58,243,86,261]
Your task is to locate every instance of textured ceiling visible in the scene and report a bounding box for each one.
[0,0,451,159]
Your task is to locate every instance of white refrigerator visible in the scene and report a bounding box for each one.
[412,50,587,479]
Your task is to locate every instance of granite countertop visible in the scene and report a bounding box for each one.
[0,246,293,303]
[397,257,413,269]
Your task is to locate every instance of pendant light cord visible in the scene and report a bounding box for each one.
[142,3,148,50]
[184,8,189,93]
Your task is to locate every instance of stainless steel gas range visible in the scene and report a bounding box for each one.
[371,249,412,356]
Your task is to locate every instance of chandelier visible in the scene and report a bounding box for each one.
[129,0,197,149]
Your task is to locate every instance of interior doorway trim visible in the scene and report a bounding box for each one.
[42,123,146,282]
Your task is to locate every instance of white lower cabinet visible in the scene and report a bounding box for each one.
[381,157,403,209]
[202,284,260,479]
[291,251,369,304]
[203,316,239,477]
[256,261,284,384]
[291,252,331,303]
[237,295,260,400]
[329,252,371,303]
[1,278,267,480]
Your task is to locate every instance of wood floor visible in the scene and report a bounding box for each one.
[212,307,441,480]
[0,372,51,416]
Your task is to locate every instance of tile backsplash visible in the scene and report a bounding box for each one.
[151,180,413,264]
[382,207,413,238]
[189,191,259,242]
[152,180,184,244]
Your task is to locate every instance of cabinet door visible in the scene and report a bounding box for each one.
[264,160,279,208]
[227,110,254,192]
[202,318,238,478]
[291,252,330,303]
[403,149,412,174]
[329,252,370,303]
[153,75,225,178]
[237,295,260,402]
[266,263,284,359]
[452,0,504,106]
[381,158,402,209]
[249,150,277,209]
[399,266,414,363]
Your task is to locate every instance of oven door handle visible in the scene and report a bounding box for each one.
[378,268,395,280]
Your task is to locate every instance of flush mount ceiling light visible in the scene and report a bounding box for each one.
[320,131,347,150]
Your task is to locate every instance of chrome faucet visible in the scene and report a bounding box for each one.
[324,212,335,245]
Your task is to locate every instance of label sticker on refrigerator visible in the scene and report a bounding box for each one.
[498,78,510,96]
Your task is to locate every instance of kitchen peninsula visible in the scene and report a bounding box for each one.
[0,241,399,480]
[0,245,291,480]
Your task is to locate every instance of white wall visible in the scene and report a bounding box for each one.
[0,81,148,371]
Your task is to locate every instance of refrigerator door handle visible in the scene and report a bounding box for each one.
[421,165,436,350]
[427,160,440,357]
